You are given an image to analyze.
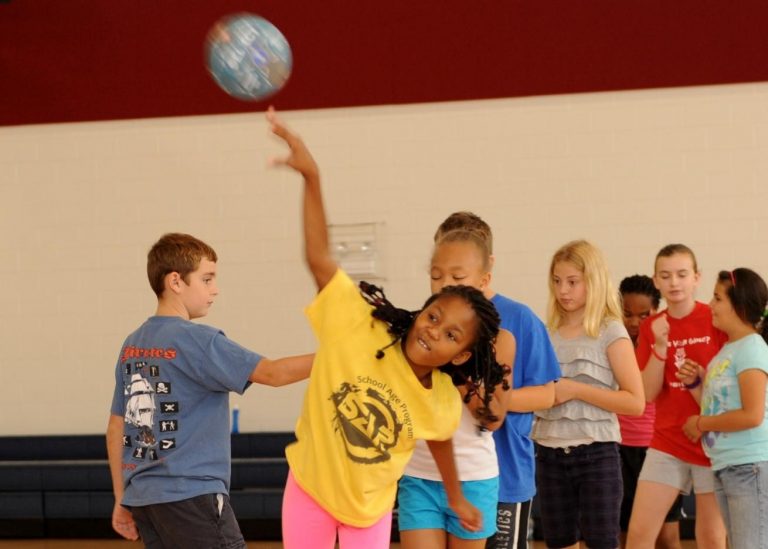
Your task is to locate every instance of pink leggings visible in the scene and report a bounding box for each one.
[282,470,393,549]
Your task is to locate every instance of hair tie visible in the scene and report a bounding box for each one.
[374,339,400,360]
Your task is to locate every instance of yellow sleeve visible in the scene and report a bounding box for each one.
[305,269,373,341]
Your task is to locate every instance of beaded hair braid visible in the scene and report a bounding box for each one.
[359,281,510,430]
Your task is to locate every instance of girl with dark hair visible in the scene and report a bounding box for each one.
[265,108,508,549]
[617,275,683,548]
[618,274,661,346]
[680,268,768,549]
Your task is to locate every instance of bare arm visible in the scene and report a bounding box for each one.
[683,369,768,441]
[641,353,666,402]
[641,315,669,402]
[267,108,337,291]
[425,439,482,532]
[507,382,556,412]
[248,353,314,386]
[106,414,138,541]
[675,359,705,404]
[555,338,645,415]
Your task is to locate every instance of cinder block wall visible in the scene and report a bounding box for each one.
[2,82,767,435]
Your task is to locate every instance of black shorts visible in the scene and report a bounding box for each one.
[535,442,622,549]
[128,493,245,549]
[486,499,532,549]
[619,444,683,530]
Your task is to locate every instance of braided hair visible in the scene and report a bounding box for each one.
[359,281,510,430]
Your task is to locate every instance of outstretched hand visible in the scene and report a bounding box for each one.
[266,106,319,180]
[266,106,336,290]
[112,502,139,541]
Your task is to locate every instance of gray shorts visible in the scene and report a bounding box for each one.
[638,448,715,495]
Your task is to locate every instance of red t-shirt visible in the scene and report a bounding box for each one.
[637,302,727,466]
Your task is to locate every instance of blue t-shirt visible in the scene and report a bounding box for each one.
[701,333,768,471]
[110,316,261,506]
[491,294,561,503]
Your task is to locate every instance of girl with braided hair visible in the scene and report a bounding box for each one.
[266,108,507,549]
[360,280,510,412]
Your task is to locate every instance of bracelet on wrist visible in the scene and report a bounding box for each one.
[696,415,705,433]
[684,376,702,390]
[650,345,667,361]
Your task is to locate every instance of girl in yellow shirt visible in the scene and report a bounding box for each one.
[266,108,509,549]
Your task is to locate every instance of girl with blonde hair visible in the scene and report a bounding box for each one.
[533,240,645,549]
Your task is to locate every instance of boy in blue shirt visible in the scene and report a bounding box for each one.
[107,232,312,547]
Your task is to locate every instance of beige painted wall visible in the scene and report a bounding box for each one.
[2,83,767,435]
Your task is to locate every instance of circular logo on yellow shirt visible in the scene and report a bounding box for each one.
[330,382,403,463]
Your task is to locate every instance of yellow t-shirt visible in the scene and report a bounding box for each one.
[285,269,462,527]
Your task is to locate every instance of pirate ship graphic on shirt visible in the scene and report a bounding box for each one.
[124,373,157,447]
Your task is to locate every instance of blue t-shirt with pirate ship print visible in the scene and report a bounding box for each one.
[110,315,261,506]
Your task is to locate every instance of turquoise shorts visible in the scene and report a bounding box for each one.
[397,475,499,539]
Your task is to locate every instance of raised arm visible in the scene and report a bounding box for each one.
[640,314,669,402]
[267,107,337,291]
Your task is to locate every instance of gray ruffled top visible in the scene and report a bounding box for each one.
[533,320,628,445]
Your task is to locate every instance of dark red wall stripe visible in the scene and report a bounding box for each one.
[2,1,767,126]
